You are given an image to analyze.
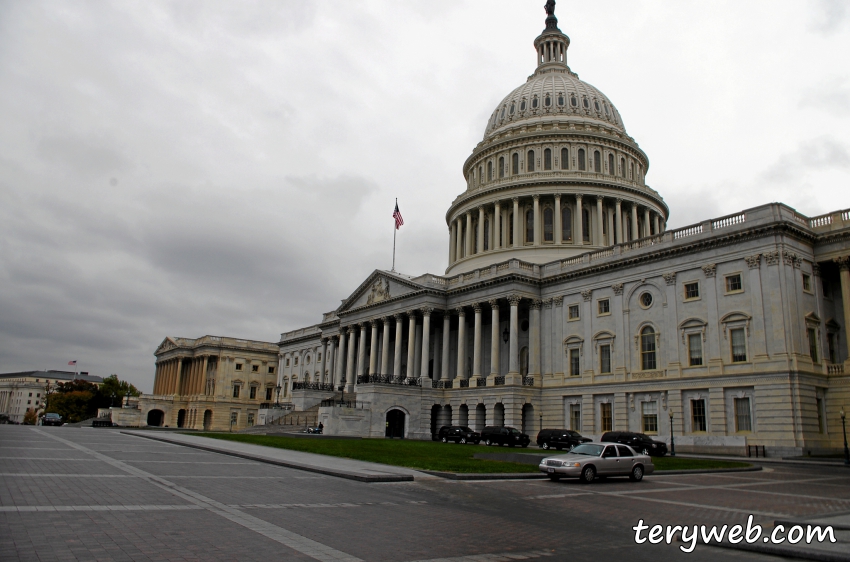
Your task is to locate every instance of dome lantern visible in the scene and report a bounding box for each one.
[534,0,571,76]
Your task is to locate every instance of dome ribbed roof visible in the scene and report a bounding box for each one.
[483,71,626,141]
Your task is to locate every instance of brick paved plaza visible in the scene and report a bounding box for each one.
[1,426,848,561]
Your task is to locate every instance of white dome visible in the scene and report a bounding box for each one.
[483,71,626,141]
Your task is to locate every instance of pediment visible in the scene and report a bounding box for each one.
[155,337,180,354]
[338,270,423,313]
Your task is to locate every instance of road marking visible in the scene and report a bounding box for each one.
[0,473,137,477]
[33,428,364,562]
[0,500,428,513]
[406,549,554,561]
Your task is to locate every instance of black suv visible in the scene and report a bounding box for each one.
[436,426,481,444]
[601,431,668,456]
[42,413,63,426]
[480,426,531,447]
[536,428,591,450]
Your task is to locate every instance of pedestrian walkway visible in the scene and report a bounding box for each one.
[121,431,436,482]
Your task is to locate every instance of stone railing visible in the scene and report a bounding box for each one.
[522,376,534,386]
[827,364,845,375]
[712,212,746,230]
[432,379,453,389]
[494,376,506,386]
[356,375,421,387]
[672,223,703,239]
[291,382,335,392]
[807,208,850,231]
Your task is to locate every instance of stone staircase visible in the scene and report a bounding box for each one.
[237,392,356,434]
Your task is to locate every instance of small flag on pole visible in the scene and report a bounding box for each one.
[393,202,404,230]
[68,360,77,366]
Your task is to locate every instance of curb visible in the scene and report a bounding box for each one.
[651,466,762,475]
[419,470,548,480]
[121,432,414,483]
[709,539,850,562]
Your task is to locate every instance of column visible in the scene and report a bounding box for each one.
[335,330,346,388]
[837,257,850,360]
[607,205,615,246]
[529,301,541,379]
[455,218,463,259]
[381,317,391,375]
[532,195,541,246]
[153,363,161,394]
[489,300,500,376]
[554,194,562,244]
[508,296,520,375]
[465,211,473,257]
[512,197,520,248]
[494,201,501,249]
[174,358,184,395]
[472,304,483,378]
[596,197,604,246]
[345,326,356,392]
[414,319,423,378]
[456,307,467,379]
[420,308,433,381]
[357,323,367,380]
[449,223,456,263]
[575,193,583,245]
[615,199,623,244]
[643,208,651,238]
[477,207,484,254]
[200,355,208,395]
[393,314,404,378]
[441,312,451,380]
[631,203,639,240]
[327,337,337,387]
[320,339,328,384]
[653,213,660,235]
[368,323,379,375]
[406,313,417,379]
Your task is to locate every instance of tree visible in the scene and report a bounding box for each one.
[44,379,100,423]
[97,375,140,408]
[23,409,37,425]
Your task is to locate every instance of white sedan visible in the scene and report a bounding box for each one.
[539,442,654,483]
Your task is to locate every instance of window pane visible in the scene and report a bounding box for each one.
[608,153,614,175]
[735,397,751,432]
[600,403,612,432]
[688,334,703,366]
[544,148,552,170]
[685,282,699,299]
[641,401,658,433]
[512,153,519,174]
[560,148,569,170]
[526,209,534,243]
[570,349,580,376]
[598,299,610,315]
[600,345,611,374]
[543,208,554,241]
[641,327,656,370]
[562,207,572,241]
[807,327,818,362]
[499,157,505,178]
[691,399,706,432]
[527,150,535,172]
[726,274,742,292]
[731,328,747,362]
[593,150,601,172]
[578,149,586,170]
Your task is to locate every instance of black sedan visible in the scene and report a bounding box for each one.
[41,413,63,426]
[600,431,668,456]
[436,426,481,444]
[536,428,591,450]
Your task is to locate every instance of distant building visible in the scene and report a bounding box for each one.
[0,370,103,423]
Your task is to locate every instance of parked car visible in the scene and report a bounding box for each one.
[536,428,591,450]
[539,443,654,483]
[600,431,668,456]
[41,413,63,427]
[436,426,481,444]
[480,426,530,447]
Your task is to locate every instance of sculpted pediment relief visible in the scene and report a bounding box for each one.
[155,337,179,354]
[340,271,420,312]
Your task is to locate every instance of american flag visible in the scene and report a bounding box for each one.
[393,202,404,230]
[68,360,76,366]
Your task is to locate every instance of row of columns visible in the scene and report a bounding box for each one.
[448,194,665,264]
[837,256,850,359]
[152,356,212,397]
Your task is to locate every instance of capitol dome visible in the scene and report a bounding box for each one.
[445,2,668,276]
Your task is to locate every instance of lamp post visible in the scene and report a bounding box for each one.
[111,393,116,407]
[841,408,849,466]
[275,384,281,407]
[669,410,676,456]
[502,327,509,345]
[124,390,131,408]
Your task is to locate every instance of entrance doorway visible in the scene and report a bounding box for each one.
[203,410,213,431]
[146,410,164,427]
[177,409,186,428]
[385,409,405,438]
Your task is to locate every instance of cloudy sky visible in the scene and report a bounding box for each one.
[1,0,849,392]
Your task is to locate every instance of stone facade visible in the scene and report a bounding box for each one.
[0,370,103,423]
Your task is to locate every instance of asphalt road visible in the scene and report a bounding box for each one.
[1,425,847,561]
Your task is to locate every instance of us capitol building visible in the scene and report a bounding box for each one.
[140,4,850,457]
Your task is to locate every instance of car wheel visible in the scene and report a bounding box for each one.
[460,438,466,444]
[642,448,650,456]
[542,442,549,450]
[630,465,644,482]
[548,474,561,481]
[485,439,492,446]
[580,465,596,484]
[441,437,448,443]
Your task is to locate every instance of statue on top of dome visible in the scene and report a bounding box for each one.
[544,0,556,17]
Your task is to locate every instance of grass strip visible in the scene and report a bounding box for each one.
[198,433,539,473]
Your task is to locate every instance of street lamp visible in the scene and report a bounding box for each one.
[841,408,849,466]
[124,390,131,408]
[502,327,509,344]
[111,393,116,407]
[275,384,281,407]
[669,410,676,457]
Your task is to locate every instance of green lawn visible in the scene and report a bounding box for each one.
[197,433,749,473]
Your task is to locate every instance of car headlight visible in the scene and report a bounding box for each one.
[571,462,581,467]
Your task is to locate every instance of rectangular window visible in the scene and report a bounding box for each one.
[688,334,703,366]
[807,327,818,363]
[691,399,707,432]
[684,282,700,300]
[294,357,299,366]
[317,353,322,362]
[249,386,257,399]
[265,387,273,400]
[569,404,581,431]
[235,363,243,371]
[568,304,580,320]
[232,385,241,398]
[247,413,255,426]
[252,365,259,372]
[641,401,658,433]
[600,403,612,432]
[569,349,581,376]
[734,397,752,432]
[730,328,747,362]
[725,274,743,293]
[230,411,238,425]
[816,397,825,433]
[599,345,611,374]
[268,366,275,374]
[597,299,610,315]
[286,359,290,367]
[802,274,812,292]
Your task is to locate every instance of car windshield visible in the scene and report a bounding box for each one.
[567,431,580,437]
[570,444,604,456]
[460,427,473,432]
[45,413,60,418]
[509,428,521,435]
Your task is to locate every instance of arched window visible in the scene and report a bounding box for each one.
[520,99,527,111]
[509,212,514,245]
[512,153,519,174]
[483,218,490,251]
[498,156,505,178]
[570,94,577,107]
[500,107,505,119]
[473,223,478,253]
[527,150,535,172]
[509,102,515,115]
[544,148,552,170]
[593,150,601,172]
[558,94,564,106]
[629,162,634,179]
[526,209,534,243]
[620,157,626,178]
[593,100,600,112]
[582,97,590,109]
[532,96,539,109]
[561,147,569,170]
[562,206,572,241]
[543,207,554,242]
[608,153,614,175]
[578,149,586,171]
[487,161,493,181]
[479,166,483,184]
[604,103,610,116]
[582,208,591,242]
[544,94,551,107]
[641,327,657,371]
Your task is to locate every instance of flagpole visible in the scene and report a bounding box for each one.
[392,198,397,272]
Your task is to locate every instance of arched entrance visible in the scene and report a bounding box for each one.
[475,404,486,431]
[385,409,405,439]
[146,409,164,427]
[494,403,505,427]
[522,403,534,435]
[430,405,440,438]
[177,409,186,428]
[203,410,213,431]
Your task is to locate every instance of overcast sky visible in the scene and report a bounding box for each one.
[1,0,849,392]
